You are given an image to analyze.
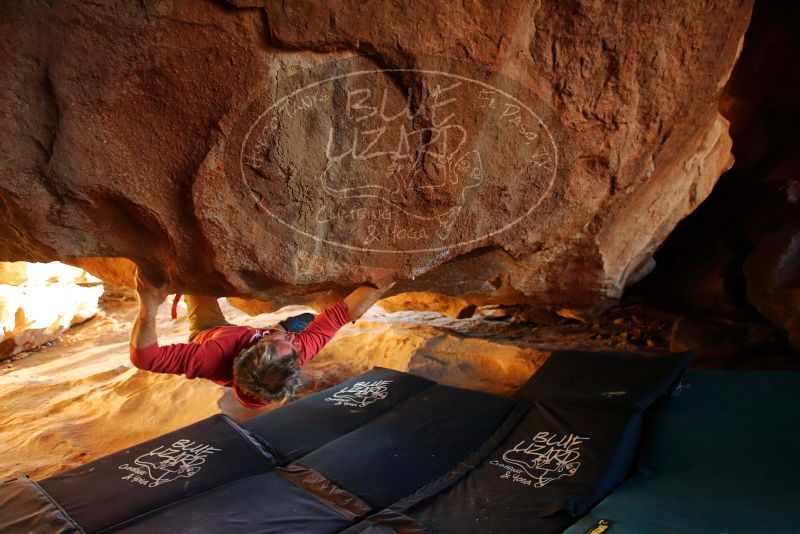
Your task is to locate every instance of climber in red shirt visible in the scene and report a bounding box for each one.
[129,269,394,409]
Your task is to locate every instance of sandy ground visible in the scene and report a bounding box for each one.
[0,297,554,480]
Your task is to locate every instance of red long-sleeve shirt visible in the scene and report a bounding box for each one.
[130,301,352,408]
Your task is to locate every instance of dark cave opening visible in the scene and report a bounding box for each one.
[627,0,800,362]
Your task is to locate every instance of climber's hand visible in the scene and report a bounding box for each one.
[134,267,170,309]
[371,270,397,291]
[131,267,167,349]
[343,276,396,322]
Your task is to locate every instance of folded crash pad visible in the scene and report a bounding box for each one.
[516,349,692,410]
[243,367,435,464]
[109,467,370,534]
[566,370,800,534]
[39,414,274,533]
[298,384,517,509]
[352,350,690,533]
[0,476,81,534]
[401,400,641,533]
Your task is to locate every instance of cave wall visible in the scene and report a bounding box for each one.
[632,0,800,348]
[0,0,753,315]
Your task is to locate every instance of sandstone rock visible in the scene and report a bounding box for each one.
[68,257,135,289]
[620,1,800,349]
[0,0,752,316]
[0,261,99,286]
[733,3,800,349]
[379,292,477,319]
[0,261,103,360]
[744,224,800,349]
[669,316,749,361]
[0,262,29,286]
[227,291,345,315]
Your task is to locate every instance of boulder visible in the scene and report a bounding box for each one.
[0,261,103,360]
[744,222,800,350]
[0,0,753,316]
[636,0,800,351]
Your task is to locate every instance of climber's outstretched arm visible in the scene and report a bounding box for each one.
[130,268,170,349]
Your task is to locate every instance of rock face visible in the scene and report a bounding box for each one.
[0,262,103,359]
[0,1,752,315]
[744,228,800,348]
[629,1,800,349]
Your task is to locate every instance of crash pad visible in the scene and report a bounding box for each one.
[298,384,517,509]
[243,367,435,464]
[349,351,690,533]
[39,414,274,533]
[108,468,368,534]
[566,370,800,534]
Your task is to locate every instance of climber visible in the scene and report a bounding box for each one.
[129,268,394,408]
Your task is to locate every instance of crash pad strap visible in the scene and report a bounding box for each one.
[343,400,532,532]
[0,477,83,533]
[277,465,371,520]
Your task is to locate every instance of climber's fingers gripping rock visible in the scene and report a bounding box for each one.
[133,267,171,308]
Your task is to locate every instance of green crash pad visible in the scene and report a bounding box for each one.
[567,370,800,534]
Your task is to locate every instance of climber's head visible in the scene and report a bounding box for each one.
[232,331,301,407]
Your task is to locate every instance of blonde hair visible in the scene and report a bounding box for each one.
[233,336,302,403]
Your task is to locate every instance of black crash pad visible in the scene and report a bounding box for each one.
[297,384,517,509]
[109,468,368,534]
[0,476,81,534]
[243,367,435,464]
[39,414,274,533]
[516,350,692,410]
[18,355,693,534]
[352,351,690,533]
[403,400,642,533]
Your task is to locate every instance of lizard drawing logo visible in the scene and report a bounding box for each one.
[500,432,590,488]
[119,439,221,489]
[325,379,392,408]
